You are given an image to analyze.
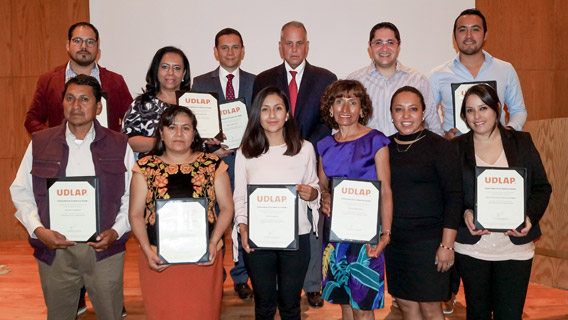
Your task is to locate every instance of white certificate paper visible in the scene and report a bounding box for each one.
[177,91,222,139]
[247,185,298,250]
[451,81,497,134]
[476,167,526,231]
[48,178,99,242]
[96,93,108,128]
[330,178,381,244]
[219,100,248,149]
[156,199,208,264]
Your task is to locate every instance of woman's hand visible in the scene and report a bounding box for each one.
[464,209,490,236]
[505,217,532,237]
[320,192,331,217]
[239,224,253,254]
[435,246,455,272]
[198,241,218,266]
[296,184,318,202]
[365,234,389,258]
[143,246,169,272]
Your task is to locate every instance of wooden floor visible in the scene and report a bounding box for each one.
[1,238,568,320]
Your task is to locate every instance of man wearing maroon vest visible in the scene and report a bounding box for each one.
[25,22,132,134]
[11,75,135,320]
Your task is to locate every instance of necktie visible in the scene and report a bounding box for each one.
[226,74,235,100]
[289,71,298,115]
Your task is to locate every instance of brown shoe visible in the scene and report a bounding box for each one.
[234,283,253,300]
[307,292,324,308]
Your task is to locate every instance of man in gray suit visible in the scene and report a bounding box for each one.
[192,28,255,300]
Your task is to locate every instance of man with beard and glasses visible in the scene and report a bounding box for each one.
[429,9,527,140]
[25,22,132,134]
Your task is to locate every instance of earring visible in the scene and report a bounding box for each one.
[330,110,334,117]
[422,117,425,121]
[391,119,394,123]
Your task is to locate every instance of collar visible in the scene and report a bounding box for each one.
[65,61,101,84]
[368,60,408,78]
[218,66,240,79]
[455,50,493,66]
[284,59,306,75]
[65,121,96,142]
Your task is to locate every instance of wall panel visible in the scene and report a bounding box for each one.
[1,0,89,241]
[524,118,568,289]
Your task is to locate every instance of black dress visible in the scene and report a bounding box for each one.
[385,130,462,302]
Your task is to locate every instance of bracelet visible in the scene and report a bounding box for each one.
[439,243,454,251]
[380,229,391,236]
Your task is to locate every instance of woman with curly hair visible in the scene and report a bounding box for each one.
[129,106,233,319]
[318,79,393,320]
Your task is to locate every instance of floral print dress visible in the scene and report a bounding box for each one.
[137,153,227,246]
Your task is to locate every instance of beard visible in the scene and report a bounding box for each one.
[71,51,96,67]
[458,40,483,56]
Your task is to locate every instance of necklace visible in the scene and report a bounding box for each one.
[395,130,426,153]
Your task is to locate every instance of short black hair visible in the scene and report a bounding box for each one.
[215,28,243,47]
[369,22,400,42]
[453,8,487,36]
[68,22,99,41]
[63,74,101,102]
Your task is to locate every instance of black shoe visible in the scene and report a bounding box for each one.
[234,283,253,300]
[306,292,324,308]
[122,305,127,317]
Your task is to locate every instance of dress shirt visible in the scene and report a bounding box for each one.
[231,141,320,261]
[348,61,444,137]
[10,122,135,239]
[429,50,527,132]
[218,66,240,100]
[65,61,101,84]
[285,60,306,89]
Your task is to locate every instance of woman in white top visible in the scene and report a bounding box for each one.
[453,84,551,319]
[232,86,320,319]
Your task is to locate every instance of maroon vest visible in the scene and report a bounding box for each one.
[30,121,129,265]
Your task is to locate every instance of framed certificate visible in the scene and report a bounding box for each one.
[47,176,100,242]
[451,81,497,134]
[156,198,209,264]
[475,167,527,232]
[247,184,298,250]
[219,99,248,150]
[177,91,223,140]
[96,92,109,128]
[329,178,381,244]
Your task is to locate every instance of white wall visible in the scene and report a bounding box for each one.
[90,0,473,97]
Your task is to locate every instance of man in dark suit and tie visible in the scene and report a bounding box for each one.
[252,21,337,308]
[192,28,255,301]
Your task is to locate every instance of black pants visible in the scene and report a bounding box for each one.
[244,234,310,320]
[455,252,532,320]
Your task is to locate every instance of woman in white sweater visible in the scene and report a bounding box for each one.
[232,86,320,320]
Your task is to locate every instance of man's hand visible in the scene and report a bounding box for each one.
[34,227,76,250]
[212,145,234,158]
[444,128,459,140]
[87,229,119,252]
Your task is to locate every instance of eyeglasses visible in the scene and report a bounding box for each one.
[370,40,399,48]
[70,37,97,47]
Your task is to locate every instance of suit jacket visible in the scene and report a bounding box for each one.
[25,63,133,133]
[252,61,337,151]
[192,67,255,112]
[453,126,552,245]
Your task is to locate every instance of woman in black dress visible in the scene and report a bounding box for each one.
[386,86,463,319]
